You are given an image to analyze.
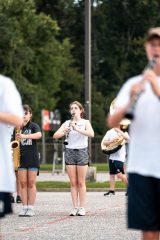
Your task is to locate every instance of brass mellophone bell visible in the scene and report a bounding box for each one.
[101,99,130,155]
[63,113,75,145]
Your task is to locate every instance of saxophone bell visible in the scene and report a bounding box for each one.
[11,140,19,149]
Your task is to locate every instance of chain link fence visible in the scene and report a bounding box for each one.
[37,136,107,164]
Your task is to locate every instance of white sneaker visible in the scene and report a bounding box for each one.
[19,208,28,217]
[69,207,79,216]
[25,208,35,217]
[77,207,85,216]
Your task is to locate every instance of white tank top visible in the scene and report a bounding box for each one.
[65,119,88,149]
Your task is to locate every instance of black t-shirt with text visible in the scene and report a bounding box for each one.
[13,121,41,168]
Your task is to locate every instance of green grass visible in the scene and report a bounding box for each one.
[36,181,125,190]
[92,163,108,172]
[40,163,108,172]
[40,164,62,171]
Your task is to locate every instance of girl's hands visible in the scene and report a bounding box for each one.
[63,127,71,135]
[16,133,25,139]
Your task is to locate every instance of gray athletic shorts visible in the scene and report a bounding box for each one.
[65,148,89,166]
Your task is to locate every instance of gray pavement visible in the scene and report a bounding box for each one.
[37,172,117,182]
[0,192,140,240]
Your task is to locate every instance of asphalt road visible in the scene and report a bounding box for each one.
[0,192,140,240]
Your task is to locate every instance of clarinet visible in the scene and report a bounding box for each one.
[63,113,75,145]
[124,58,156,120]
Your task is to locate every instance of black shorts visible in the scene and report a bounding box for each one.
[0,192,12,218]
[109,160,124,174]
[128,173,160,231]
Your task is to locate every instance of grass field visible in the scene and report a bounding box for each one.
[40,163,109,172]
[36,181,126,190]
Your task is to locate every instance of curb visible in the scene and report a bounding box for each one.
[37,188,126,192]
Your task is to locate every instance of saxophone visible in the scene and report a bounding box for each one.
[11,128,21,170]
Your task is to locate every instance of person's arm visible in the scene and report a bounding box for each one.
[17,123,42,140]
[102,138,118,146]
[108,78,144,128]
[108,107,129,128]
[18,132,42,140]
[72,120,94,137]
[53,123,70,139]
[123,131,130,141]
[114,128,130,141]
[0,112,23,127]
[101,131,119,147]
[2,77,23,126]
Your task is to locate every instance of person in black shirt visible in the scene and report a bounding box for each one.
[16,105,41,217]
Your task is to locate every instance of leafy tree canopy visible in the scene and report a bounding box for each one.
[0,0,83,125]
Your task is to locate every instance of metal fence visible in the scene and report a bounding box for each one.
[37,138,107,164]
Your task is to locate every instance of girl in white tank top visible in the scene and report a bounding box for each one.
[53,101,94,216]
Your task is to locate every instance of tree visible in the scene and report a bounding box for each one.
[35,0,160,134]
[0,0,83,125]
[35,0,107,134]
[92,0,160,98]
